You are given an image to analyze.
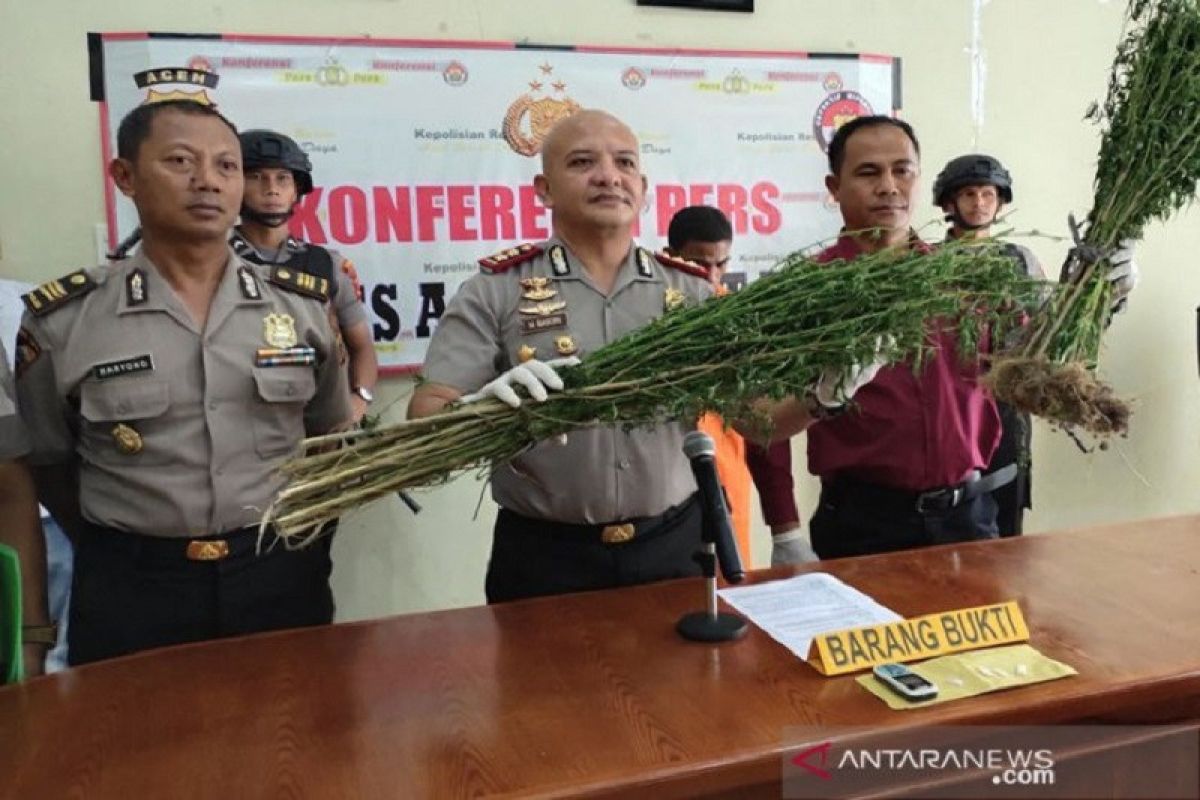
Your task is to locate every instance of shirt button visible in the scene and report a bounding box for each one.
[618,459,631,470]
[117,403,130,414]
[286,385,296,396]
[208,401,219,411]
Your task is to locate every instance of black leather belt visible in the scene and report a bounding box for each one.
[499,493,699,545]
[82,524,266,562]
[825,464,1019,515]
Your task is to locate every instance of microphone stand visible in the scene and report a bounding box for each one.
[676,499,748,643]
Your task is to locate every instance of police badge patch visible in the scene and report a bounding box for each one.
[263,313,298,348]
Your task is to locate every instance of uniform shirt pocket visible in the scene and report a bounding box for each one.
[251,367,318,458]
[78,379,172,466]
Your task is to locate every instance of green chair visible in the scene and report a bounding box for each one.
[0,543,23,683]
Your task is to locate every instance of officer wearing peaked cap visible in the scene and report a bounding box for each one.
[15,100,350,666]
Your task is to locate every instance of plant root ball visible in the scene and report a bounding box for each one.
[985,357,1131,436]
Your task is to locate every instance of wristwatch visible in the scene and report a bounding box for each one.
[803,392,848,421]
[22,622,58,646]
[353,385,375,404]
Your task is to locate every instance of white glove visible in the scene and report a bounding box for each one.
[771,529,818,566]
[1061,238,1139,315]
[459,357,581,408]
[1107,239,1138,314]
[812,336,890,410]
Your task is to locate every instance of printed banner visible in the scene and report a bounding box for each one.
[91,33,901,371]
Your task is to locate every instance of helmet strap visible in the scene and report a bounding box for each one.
[946,197,996,233]
[240,204,294,228]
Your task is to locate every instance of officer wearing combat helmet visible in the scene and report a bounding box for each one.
[933,153,1137,536]
[233,129,378,423]
[934,154,1043,536]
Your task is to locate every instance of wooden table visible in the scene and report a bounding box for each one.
[2,515,1199,798]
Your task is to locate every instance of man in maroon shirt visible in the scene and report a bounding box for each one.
[798,115,1013,560]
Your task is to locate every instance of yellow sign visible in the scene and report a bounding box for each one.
[807,601,1030,676]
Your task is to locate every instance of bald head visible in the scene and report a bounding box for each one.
[534,108,647,238]
[540,109,638,172]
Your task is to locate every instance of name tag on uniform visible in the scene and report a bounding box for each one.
[91,354,154,380]
[521,313,567,334]
[256,346,316,367]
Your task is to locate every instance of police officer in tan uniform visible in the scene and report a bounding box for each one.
[15,99,350,665]
[0,340,52,677]
[409,109,721,603]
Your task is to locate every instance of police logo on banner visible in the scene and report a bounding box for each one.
[812,90,874,153]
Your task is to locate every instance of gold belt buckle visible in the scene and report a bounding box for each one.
[600,523,635,544]
[186,539,230,561]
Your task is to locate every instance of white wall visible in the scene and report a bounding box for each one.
[3,0,1197,620]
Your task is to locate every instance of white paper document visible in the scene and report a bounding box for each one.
[717,572,901,660]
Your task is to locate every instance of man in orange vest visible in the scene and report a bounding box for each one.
[666,206,810,567]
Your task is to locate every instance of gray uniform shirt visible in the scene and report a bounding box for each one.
[0,341,29,460]
[231,230,367,330]
[16,249,351,537]
[422,238,713,524]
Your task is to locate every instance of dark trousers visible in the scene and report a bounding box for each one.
[989,401,1032,537]
[485,495,704,604]
[810,480,999,560]
[68,524,335,666]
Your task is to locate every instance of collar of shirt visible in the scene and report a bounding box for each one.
[546,237,661,297]
[819,229,931,262]
[116,248,267,331]
[230,228,304,262]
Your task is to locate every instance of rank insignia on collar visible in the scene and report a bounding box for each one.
[230,233,254,256]
[127,269,147,306]
[636,248,654,278]
[238,266,262,300]
[263,312,299,348]
[549,245,570,276]
[518,299,568,316]
[664,287,686,311]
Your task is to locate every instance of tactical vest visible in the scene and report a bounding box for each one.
[230,232,338,301]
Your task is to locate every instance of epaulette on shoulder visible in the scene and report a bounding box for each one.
[653,250,710,280]
[479,243,542,274]
[268,265,330,302]
[21,270,98,317]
